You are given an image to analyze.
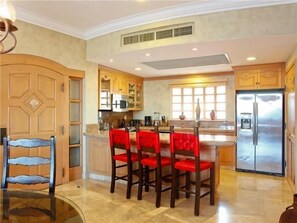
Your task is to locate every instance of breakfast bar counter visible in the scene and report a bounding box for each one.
[84,129,237,189]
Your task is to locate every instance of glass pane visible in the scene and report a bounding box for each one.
[172,104,182,110]
[216,111,226,119]
[172,96,181,103]
[217,103,226,110]
[194,88,203,94]
[184,111,193,119]
[183,103,193,110]
[183,88,192,95]
[205,95,214,102]
[205,87,214,94]
[217,95,226,102]
[194,96,204,103]
[70,102,80,122]
[183,96,192,103]
[69,146,80,167]
[70,125,80,145]
[70,80,80,99]
[217,85,226,94]
[172,112,180,119]
[205,103,215,110]
[172,88,181,95]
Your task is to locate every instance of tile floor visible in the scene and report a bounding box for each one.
[55,169,294,223]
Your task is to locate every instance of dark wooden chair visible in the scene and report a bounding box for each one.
[136,126,171,208]
[109,127,139,199]
[169,126,215,216]
[1,136,56,220]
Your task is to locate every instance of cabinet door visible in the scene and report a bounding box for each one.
[99,71,112,110]
[235,69,258,90]
[258,67,283,89]
[113,75,128,95]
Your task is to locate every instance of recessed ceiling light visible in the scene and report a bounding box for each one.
[145,53,150,57]
[192,47,198,51]
[246,56,256,61]
[109,59,113,62]
[134,67,142,71]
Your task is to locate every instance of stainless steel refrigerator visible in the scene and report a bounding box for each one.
[236,90,284,176]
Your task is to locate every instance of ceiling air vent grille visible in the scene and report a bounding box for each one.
[156,29,173,40]
[139,32,154,42]
[122,22,193,46]
[123,35,138,45]
[174,26,192,37]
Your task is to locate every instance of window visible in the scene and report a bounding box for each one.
[171,84,226,120]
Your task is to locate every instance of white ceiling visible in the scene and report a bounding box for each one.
[12,0,297,78]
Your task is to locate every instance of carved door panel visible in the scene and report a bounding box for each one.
[0,64,64,186]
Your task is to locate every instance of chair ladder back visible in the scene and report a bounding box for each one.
[1,136,56,194]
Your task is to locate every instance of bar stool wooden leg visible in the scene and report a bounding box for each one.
[110,159,116,193]
[194,172,201,216]
[185,172,191,199]
[156,166,162,208]
[170,167,177,208]
[210,165,215,205]
[127,162,133,199]
[138,163,144,200]
[144,166,149,192]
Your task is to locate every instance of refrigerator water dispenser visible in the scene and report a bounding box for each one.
[240,113,251,129]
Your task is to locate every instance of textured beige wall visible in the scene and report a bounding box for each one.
[133,73,235,122]
[12,20,99,126]
[87,4,297,60]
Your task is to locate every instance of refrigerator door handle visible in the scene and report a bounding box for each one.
[255,102,259,145]
[253,102,256,145]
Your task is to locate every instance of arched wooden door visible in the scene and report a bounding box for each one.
[0,54,76,187]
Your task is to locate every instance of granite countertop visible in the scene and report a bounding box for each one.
[84,129,237,147]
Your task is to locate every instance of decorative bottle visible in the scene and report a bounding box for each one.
[195,98,201,121]
[98,112,104,130]
[210,110,215,120]
[179,112,185,120]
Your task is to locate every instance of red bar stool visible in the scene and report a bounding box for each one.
[109,127,138,199]
[169,126,215,216]
[136,126,171,208]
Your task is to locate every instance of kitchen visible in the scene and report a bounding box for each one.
[0,1,297,222]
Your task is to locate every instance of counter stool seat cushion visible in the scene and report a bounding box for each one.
[174,159,213,172]
[141,156,171,168]
[114,152,139,162]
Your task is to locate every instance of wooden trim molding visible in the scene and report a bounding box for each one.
[0,54,85,78]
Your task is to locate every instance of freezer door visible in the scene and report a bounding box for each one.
[255,93,283,174]
[236,94,255,171]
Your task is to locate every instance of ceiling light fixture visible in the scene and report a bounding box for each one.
[145,53,150,57]
[246,56,256,61]
[134,67,141,71]
[192,47,198,51]
[0,0,18,54]
[109,59,113,62]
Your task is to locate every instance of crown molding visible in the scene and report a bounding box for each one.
[15,0,296,40]
[16,7,85,39]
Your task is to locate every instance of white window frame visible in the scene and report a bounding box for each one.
[170,81,227,120]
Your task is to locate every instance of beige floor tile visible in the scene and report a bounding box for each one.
[55,169,294,223]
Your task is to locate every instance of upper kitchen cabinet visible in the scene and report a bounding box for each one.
[98,66,144,111]
[234,63,285,90]
[128,78,143,110]
[113,75,128,95]
[99,69,113,110]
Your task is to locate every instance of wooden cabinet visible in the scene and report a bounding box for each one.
[286,63,295,92]
[234,63,285,90]
[99,70,113,110]
[113,75,128,95]
[287,132,295,190]
[86,135,111,176]
[99,66,144,111]
[128,79,143,110]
